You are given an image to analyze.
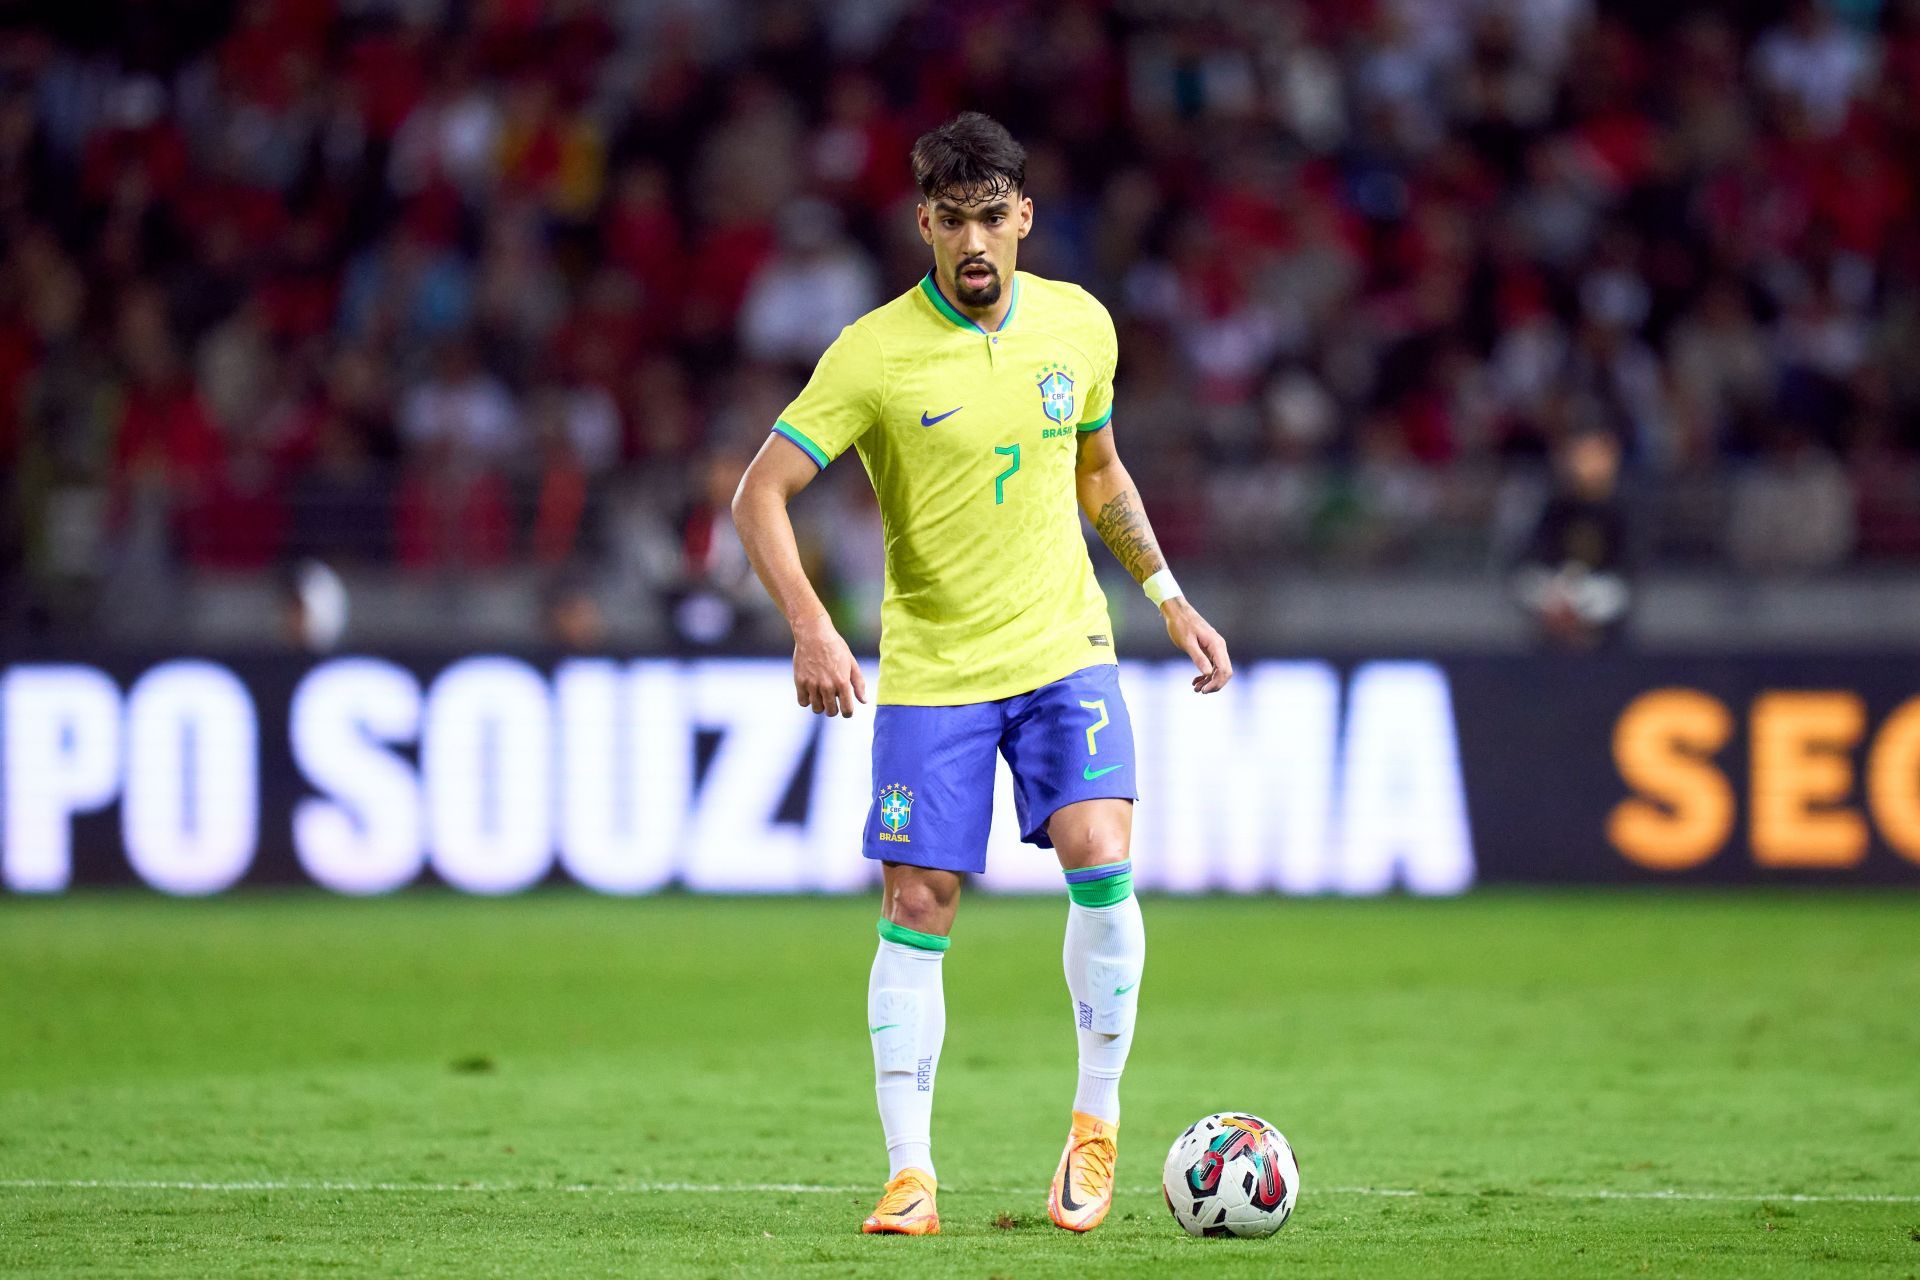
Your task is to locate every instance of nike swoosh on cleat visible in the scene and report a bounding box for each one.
[1083,764,1123,780]
[1058,1177,1084,1214]
[919,406,962,427]
[868,1024,900,1034]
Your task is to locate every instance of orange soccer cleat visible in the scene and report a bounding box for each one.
[861,1167,940,1235]
[1048,1110,1118,1232]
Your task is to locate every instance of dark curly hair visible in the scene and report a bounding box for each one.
[910,112,1027,204]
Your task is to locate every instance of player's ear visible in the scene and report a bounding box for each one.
[1018,194,1033,238]
[916,202,933,246]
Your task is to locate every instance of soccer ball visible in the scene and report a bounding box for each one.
[1161,1112,1300,1238]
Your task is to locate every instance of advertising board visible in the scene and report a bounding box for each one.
[2,654,1915,894]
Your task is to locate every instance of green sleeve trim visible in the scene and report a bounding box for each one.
[1077,405,1113,433]
[1066,868,1134,908]
[770,420,829,470]
[877,917,951,952]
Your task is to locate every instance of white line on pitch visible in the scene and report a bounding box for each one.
[0,1179,1916,1205]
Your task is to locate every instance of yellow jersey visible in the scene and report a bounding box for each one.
[772,270,1119,705]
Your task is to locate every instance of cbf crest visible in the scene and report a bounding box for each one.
[1037,364,1076,424]
[876,783,914,843]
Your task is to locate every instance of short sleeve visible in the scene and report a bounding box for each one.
[1076,298,1119,434]
[770,324,884,468]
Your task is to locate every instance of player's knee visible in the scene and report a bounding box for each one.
[1048,800,1132,869]
[1063,828,1129,872]
[886,875,956,935]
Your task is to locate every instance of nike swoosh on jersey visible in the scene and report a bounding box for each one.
[1083,763,1123,780]
[919,406,963,426]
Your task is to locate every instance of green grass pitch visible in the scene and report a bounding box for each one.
[2,890,1917,1278]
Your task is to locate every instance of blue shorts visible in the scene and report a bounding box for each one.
[863,663,1137,874]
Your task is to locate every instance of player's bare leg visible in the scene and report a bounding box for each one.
[881,862,961,937]
[862,863,960,1235]
[1046,798,1140,1232]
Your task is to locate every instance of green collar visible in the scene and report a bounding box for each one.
[919,271,1019,335]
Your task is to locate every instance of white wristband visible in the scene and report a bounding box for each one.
[1142,569,1183,608]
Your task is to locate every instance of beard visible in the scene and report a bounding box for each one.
[953,261,1001,307]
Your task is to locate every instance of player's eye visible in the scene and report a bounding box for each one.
[988,215,1004,226]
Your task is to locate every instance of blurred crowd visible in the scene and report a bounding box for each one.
[5,0,1920,640]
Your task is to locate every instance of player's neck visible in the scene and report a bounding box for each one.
[934,268,1016,332]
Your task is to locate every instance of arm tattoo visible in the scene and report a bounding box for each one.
[1093,488,1167,584]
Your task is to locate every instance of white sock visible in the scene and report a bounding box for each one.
[869,936,945,1180]
[1063,892,1145,1125]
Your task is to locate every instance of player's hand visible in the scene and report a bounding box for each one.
[792,612,867,717]
[1163,598,1232,694]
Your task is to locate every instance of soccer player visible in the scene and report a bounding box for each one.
[731,112,1232,1236]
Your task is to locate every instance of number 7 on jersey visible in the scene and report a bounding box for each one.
[993,443,1021,504]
